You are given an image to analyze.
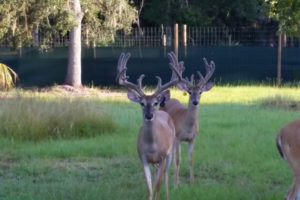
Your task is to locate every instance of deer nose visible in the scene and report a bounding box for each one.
[145,113,154,120]
[192,101,199,106]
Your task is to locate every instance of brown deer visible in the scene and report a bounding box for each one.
[160,57,215,186]
[277,119,300,200]
[116,52,183,200]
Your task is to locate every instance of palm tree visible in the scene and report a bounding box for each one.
[0,63,18,90]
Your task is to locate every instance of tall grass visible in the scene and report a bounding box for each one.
[0,97,115,141]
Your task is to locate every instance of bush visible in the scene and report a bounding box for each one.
[0,97,115,141]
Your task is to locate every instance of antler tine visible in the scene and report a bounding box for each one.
[197,57,215,86]
[116,53,130,83]
[153,52,183,96]
[137,74,145,91]
[116,52,145,96]
[190,74,195,85]
[154,76,162,93]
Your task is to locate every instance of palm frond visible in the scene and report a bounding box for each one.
[0,63,18,90]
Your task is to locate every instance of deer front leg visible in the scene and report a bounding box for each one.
[188,140,195,184]
[143,162,153,200]
[154,159,166,200]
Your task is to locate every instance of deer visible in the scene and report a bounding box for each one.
[159,56,215,186]
[277,119,300,200]
[116,52,183,200]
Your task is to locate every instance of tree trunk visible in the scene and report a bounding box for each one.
[65,0,84,87]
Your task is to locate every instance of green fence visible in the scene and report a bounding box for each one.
[0,46,300,87]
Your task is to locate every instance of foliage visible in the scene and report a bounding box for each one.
[265,0,300,35]
[0,0,76,49]
[0,63,18,91]
[138,0,263,26]
[81,0,137,46]
[0,0,137,49]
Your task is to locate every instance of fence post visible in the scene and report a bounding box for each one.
[182,24,187,56]
[277,34,282,86]
[182,24,187,46]
[174,23,178,57]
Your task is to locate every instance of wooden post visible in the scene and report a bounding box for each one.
[162,34,167,46]
[174,23,178,57]
[277,34,282,86]
[183,24,187,57]
[182,24,187,46]
[163,34,167,57]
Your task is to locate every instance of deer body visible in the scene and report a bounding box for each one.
[161,98,199,142]
[117,52,182,200]
[277,119,300,200]
[137,110,175,164]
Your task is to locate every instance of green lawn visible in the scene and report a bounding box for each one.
[0,86,300,200]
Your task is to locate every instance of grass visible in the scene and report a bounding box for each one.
[1,85,300,199]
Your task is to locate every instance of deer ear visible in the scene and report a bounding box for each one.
[159,90,170,101]
[157,90,170,107]
[202,82,213,92]
[127,90,140,103]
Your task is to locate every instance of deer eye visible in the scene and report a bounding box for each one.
[140,102,145,106]
[154,102,158,106]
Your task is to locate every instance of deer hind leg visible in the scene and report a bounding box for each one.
[285,177,300,200]
[164,154,172,200]
[285,156,300,200]
[173,138,181,187]
[188,140,195,184]
[143,162,153,200]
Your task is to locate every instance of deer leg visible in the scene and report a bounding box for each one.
[174,138,181,186]
[289,176,300,200]
[164,154,172,200]
[154,159,166,200]
[285,178,300,200]
[286,157,300,200]
[188,140,195,184]
[153,163,161,195]
[143,162,153,200]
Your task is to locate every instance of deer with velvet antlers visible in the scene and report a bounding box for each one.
[277,119,300,200]
[160,57,215,186]
[116,52,183,200]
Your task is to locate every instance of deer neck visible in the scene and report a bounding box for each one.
[141,119,157,144]
[184,101,199,127]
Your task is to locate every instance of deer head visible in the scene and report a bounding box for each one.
[175,58,215,106]
[117,52,183,121]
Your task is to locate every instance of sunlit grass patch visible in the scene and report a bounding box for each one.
[0,97,115,141]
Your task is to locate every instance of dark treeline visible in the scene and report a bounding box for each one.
[133,0,273,27]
